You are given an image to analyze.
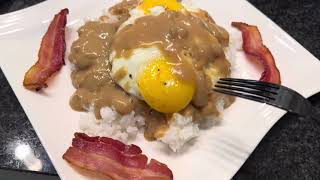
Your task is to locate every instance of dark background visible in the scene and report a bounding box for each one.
[0,0,320,179]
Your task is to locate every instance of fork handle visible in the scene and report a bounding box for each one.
[311,106,320,122]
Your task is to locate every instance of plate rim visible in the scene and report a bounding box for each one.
[0,0,320,180]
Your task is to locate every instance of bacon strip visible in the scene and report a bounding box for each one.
[232,22,281,84]
[23,9,69,90]
[63,133,173,180]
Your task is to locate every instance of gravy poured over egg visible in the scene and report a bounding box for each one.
[69,0,234,141]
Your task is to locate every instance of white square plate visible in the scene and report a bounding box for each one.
[1,0,320,179]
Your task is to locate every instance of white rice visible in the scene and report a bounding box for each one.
[160,114,199,152]
[78,36,237,151]
[79,107,145,142]
[77,1,239,152]
[226,29,243,77]
[79,95,227,152]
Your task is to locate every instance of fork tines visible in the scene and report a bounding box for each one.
[213,78,280,104]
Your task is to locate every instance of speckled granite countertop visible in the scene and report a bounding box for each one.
[0,0,319,179]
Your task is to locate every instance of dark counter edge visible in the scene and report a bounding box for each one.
[1,0,320,180]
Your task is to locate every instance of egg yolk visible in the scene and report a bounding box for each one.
[138,57,195,113]
[139,0,183,13]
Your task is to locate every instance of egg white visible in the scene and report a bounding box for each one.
[111,6,169,100]
[111,3,214,101]
[118,2,199,30]
[118,6,166,30]
[111,47,163,99]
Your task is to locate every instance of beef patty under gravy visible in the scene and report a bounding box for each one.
[69,1,234,141]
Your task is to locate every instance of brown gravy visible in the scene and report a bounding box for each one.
[109,0,140,25]
[112,10,231,107]
[69,21,138,119]
[69,0,234,141]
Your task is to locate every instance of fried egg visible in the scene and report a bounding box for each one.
[118,0,199,30]
[111,47,195,113]
[111,0,205,113]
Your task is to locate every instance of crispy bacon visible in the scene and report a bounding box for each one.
[63,133,173,180]
[23,9,69,90]
[232,22,281,84]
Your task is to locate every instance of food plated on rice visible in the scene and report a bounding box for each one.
[23,0,281,179]
[68,0,236,153]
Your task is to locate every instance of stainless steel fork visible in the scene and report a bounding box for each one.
[213,78,320,121]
